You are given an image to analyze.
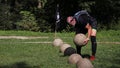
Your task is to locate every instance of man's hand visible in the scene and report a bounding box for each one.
[84,38,90,45]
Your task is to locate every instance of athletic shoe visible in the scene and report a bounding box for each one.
[90,55,95,61]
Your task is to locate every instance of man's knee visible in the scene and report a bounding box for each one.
[91,29,97,36]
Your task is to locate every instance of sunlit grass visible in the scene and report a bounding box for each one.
[0,30,120,68]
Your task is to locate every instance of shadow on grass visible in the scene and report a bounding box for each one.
[59,53,91,59]
[0,62,40,68]
[81,54,90,59]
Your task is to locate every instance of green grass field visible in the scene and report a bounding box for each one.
[0,30,120,68]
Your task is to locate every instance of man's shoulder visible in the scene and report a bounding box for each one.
[74,10,90,16]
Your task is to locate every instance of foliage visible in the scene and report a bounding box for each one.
[0,3,16,30]
[35,8,52,32]
[0,0,120,31]
[16,11,39,31]
[92,0,120,29]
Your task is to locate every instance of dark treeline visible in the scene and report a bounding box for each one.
[0,0,120,32]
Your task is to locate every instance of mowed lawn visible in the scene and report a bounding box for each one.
[0,30,120,68]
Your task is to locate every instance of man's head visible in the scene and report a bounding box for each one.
[67,16,76,26]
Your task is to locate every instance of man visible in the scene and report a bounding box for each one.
[67,10,97,61]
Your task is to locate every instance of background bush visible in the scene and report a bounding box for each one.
[0,0,120,32]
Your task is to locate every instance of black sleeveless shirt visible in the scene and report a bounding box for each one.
[74,14,89,34]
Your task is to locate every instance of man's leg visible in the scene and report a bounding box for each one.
[90,29,97,60]
[76,45,82,55]
[91,36,97,56]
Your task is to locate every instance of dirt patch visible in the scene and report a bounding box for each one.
[23,42,52,44]
[97,42,120,44]
[0,36,120,44]
[0,36,49,39]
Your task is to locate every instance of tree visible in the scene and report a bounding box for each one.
[16,11,39,31]
[92,0,120,29]
[0,1,15,30]
[0,0,120,31]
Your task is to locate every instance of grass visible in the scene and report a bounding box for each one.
[0,30,120,68]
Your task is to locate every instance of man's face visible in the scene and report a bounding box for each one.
[67,16,76,26]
